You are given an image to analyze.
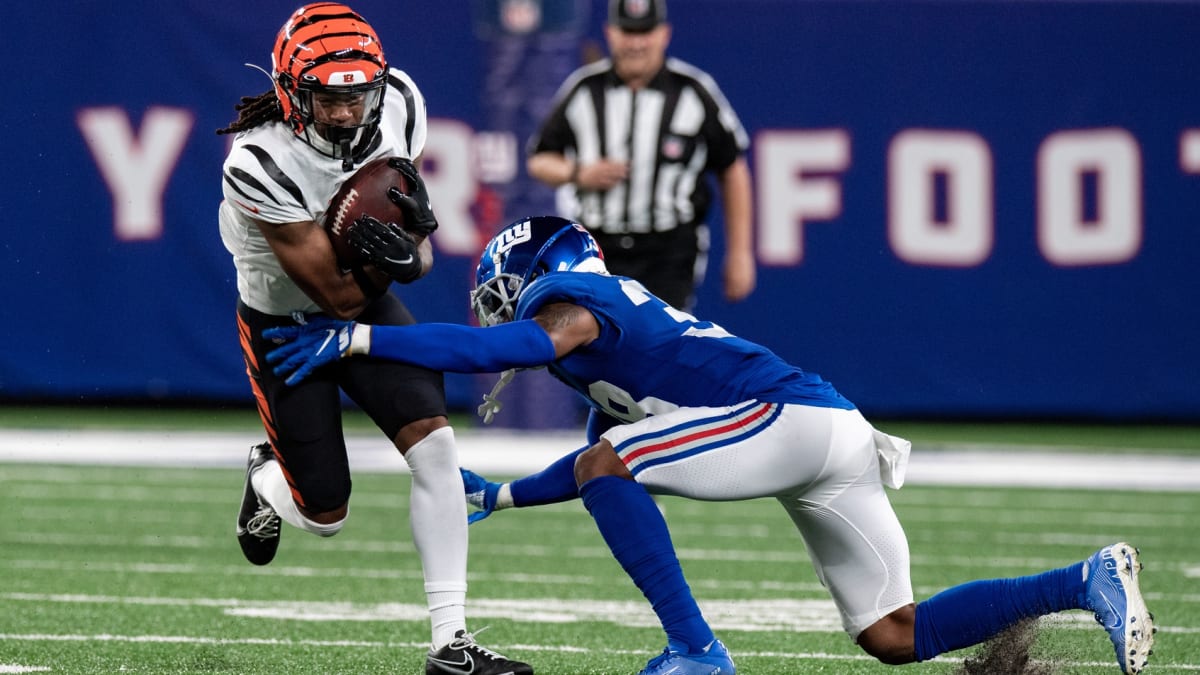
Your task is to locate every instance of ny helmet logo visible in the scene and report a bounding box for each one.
[494,220,532,254]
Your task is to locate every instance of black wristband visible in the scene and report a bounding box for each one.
[351,266,387,299]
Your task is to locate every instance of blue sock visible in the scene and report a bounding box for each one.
[580,475,714,653]
[509,446,587,507]
[913,561,1086,661]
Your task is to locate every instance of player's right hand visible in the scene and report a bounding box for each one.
[349,214,422,283]
[263,316,355,386]
[461,468,502,524]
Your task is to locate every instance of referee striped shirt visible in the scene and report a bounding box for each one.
[529,57,748,235]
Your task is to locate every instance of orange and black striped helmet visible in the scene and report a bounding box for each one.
[271,3,388,163]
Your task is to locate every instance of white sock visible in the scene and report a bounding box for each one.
[427,582,468,649]
[405,426,469,648]
[251,459,345,537]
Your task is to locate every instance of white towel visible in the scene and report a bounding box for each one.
[874,429,912,489]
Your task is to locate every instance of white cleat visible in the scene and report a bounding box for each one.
[1083,542,1156,674]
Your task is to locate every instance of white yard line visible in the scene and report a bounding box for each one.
[1,428,1198,491]
[7,591,1185,634]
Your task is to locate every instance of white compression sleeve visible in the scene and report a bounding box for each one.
[404,426,469,648]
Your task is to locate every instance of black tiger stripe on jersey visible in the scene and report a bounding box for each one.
[388,73,417,155]
[359,132,383,163]
[244,144,307,210]
[224,168,278,206]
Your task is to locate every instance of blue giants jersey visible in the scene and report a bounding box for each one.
[514,273,855,423]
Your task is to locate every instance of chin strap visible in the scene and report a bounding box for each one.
[339,138,354,171]
[477,369,517,424]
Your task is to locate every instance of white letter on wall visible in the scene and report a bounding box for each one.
[77,106,193,241]
[1037,128,1141,266]
[755,130,850,265]
[424,118,483,256]
[1180,129,1200,174]
[888,130,993,267]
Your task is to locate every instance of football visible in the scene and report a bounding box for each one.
[323,156,413,269]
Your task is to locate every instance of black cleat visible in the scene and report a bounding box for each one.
[235,442,281,566]
[425,629,533,675]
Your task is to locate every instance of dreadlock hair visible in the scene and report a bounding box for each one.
[216,89,283,136]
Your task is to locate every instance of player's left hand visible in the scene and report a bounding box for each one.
[263,316,356,386]
[386,157,439,236]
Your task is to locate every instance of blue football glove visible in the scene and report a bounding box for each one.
[461,468,502,524]
[263,315,356,386]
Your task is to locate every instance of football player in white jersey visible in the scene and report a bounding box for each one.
[262,215,1155,675]
[215,4,532,673]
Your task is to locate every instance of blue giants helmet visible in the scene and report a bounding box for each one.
[470,216,606,326]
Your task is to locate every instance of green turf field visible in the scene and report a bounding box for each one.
[3,404,1200,452]
[2,451,1198,673]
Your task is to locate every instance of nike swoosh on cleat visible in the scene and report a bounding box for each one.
[427,652,474,673]
[1098,596,1123,630]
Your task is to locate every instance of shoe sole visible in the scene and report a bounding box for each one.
[1112,542,1155,675]
[638,661,732,675]
[236,445,280,566]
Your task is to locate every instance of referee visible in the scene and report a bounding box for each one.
[527,0,755,310]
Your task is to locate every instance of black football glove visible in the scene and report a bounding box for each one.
[349,214,422,284]
[386,157,439,237]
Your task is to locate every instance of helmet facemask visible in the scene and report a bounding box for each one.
[470,271,523,327]
[289,76,385,169]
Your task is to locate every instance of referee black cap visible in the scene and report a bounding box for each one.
[609,0,666,33]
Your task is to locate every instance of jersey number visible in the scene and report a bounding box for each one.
[584,280,731,421]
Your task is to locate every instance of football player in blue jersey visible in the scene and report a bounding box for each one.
[263,215,1155,675]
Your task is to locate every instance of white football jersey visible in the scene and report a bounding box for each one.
[218,67,428,315]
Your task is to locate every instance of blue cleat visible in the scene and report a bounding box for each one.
[1083,542,1155,674]
[460,468,501,524]
[639,639,735,675]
